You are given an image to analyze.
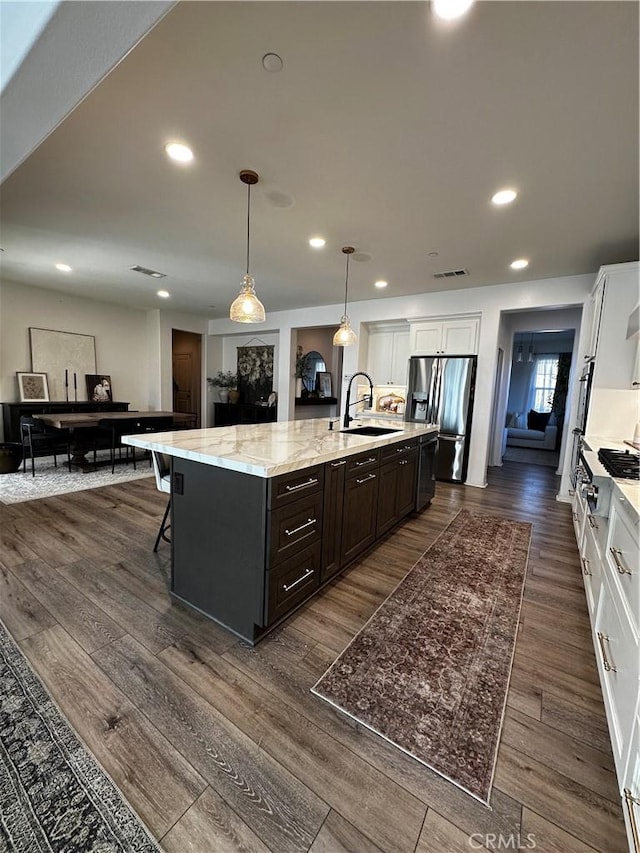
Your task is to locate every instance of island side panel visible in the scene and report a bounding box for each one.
[171,457,268,642]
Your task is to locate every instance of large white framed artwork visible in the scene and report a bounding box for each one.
[30,328,97,402]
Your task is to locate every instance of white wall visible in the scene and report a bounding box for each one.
[0,279,210,436]
[208,273,594,490]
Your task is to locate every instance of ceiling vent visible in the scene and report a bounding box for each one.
[130,265,166,279]
[433,268,469,279]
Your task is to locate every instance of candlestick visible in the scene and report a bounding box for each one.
[73,372,77,390]
[65,369,68,387]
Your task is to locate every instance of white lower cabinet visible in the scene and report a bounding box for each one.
[594,571,639,776]
[623,713,640,853]
[572,478,640,853]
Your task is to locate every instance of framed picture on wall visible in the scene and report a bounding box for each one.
[318,371,332,398]
[17,372,50,402]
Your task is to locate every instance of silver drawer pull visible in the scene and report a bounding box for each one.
[395,445,413,453]
[624,789,640,853]
[587,514,598,529]
[597,632,616,672]
[355,457,376,466]
[356,473,377,484]
[285,477,318,492]
[283,568,314,593]
[610,547,631,575]
[330,460,347,467]
[399,460,409,466]
[285,518,316,537]
[581,557,592,576]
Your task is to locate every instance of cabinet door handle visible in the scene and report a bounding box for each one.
[573,512,579,521]
[330,460,347,467]
[587,514,598,529]
[596,632,616,672]
[285,477,318,492]
[609,547,631,575]
[356,473,377,484]
[395,445,414,453]
[355,457,376,466]
[282,567,314,593]
[624,789,640,853]
[284,518,316,537]
[399,460,409,466]
[581,557,592,576]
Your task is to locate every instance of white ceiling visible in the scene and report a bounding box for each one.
[1,1,638,320]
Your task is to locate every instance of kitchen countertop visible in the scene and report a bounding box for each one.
[584,434,640,519]
[123,417,438,478]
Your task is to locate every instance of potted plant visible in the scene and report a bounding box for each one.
[207,370,238,403]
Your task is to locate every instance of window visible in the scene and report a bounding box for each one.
[530,356,559,413]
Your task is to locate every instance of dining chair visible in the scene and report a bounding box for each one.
[151,450,172,551]
[20,417,71,477]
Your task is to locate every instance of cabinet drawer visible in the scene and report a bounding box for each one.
[269,465,324,508]
[268,492,323,567]
[381,437,417,461]
[582,519,603,618]
[595,575,640,776]
[346,449,380,479]
[265,543,321,625]
[606,493,639,633]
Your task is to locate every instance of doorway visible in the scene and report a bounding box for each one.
[172,329,202,427]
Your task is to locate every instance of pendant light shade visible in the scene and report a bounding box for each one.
[230,169,266,323]
[527,333,535,362]
[516,336,523,362]
[333,246,357,347]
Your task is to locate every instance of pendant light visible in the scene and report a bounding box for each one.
[516,335,523,363]
[527,333,535,363]
[333,246,357,347]
[230,169,266,323]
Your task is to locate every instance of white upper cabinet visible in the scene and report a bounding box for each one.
[590,262,640,390]
[366,324,410,385]
[409,315,480,355]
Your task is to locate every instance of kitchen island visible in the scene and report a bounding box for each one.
[124,417,438,643]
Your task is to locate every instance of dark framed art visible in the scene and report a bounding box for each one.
[85,374,113,402]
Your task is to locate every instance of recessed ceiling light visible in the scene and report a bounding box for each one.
[374,280,388,289]
[432,0,475,21]
[262,53,283,72]
[55,263,72,272]
[510,259,529,270]
[309,237,326,248]
[157,290,170,298]
[164,142,194,163]
[492,189,517,206]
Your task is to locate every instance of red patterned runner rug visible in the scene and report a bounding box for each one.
[311,509,532,806]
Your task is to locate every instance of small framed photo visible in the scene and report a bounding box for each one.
[17,372,50,402]
[318,371,332,398]
[86,374,113,402]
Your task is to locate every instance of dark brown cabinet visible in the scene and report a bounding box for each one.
[2,401,129,442]
[213,402,276,426]
[321,457,347,582]
[377,449,418,536]
[341,458,380,566]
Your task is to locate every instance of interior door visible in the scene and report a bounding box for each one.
[172,330,201,427]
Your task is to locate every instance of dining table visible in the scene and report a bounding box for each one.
[34,410,197,471]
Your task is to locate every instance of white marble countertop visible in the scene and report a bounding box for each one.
[583,434,640,519]
[123,417,438,478]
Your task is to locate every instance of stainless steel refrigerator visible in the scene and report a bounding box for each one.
[405,355,477,483]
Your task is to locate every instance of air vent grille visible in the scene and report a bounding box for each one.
[433,268,469,279]
[130,265,166,279]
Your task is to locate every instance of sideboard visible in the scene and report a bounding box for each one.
[2,401,129,442]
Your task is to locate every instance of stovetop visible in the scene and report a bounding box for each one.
[598,447,640,480]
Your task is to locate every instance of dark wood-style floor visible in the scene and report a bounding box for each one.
[0,461,628,852]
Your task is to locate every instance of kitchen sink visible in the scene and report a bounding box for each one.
[340,426,403,437]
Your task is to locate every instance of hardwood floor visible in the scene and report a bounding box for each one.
[0,461,628,852]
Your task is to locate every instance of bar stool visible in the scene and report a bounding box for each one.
[151,451,171,552]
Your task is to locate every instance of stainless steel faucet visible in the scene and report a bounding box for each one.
[343,371,374,428]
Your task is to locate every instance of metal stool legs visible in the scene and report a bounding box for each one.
[153,498,171,552]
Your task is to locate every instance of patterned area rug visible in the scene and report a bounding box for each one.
[311,509,532,806]
[0,452,152,504]
[0,619,161,852]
